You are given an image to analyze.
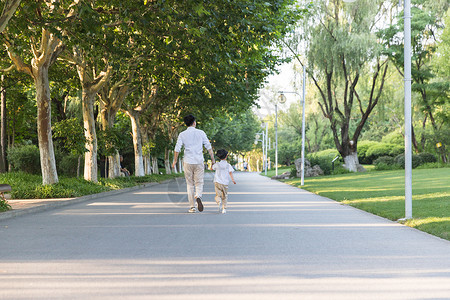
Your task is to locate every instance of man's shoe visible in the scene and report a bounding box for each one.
[188,207,197,213]
[196,197,204,212]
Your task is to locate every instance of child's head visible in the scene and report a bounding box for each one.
[216,149,228,160]
[184,114,196,127]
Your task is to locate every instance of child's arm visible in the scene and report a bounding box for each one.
[229,172,236,184]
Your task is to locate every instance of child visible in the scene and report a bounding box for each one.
[212,149,236,214]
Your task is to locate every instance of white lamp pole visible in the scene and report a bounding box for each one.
[278,90,304,185]
[265,122,269,175]
[275,102,278,176]
[301,65,306,186]
[404,0,412,219]
[343,0,412,219]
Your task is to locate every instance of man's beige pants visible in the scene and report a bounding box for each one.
[214,182,228,209]
[183,163,204,208]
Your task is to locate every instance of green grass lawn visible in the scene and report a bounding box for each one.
[286,168,450,241]
[261,167,292,178]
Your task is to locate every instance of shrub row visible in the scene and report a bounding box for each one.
[7,144,85,176]
[358,141,404,164]
[373,153,437,170]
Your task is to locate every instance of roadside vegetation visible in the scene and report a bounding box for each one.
[0,171,183,211]
[286,168,450,241]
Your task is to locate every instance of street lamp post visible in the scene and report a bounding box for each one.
[343,0,412,219]
[275,95,287,176]
[278,70,306,185]
[255,129,267,174]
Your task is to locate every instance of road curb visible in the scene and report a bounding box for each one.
[0,180,169,222]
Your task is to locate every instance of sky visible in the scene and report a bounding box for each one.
[255,60,302,120]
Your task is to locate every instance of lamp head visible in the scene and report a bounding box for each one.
[278,93,287,104]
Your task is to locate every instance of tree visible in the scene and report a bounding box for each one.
[0,0,21,33]
[381,0,448,160]
[1,1,75,184]
[205,110,260,155]
[290,0,389,171]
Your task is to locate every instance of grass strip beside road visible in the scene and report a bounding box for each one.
[286,168,450,241]
[0,171,184,201]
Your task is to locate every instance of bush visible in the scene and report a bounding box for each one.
[373,156,400,170]
[416,162,448,169]
[394,154,423,169]
[358,141,379,164]
[7,145,41,174]
[381,131,403,144]
[389,145,404,157]
[417,152,437,164]
[374,156,395,165]
[306,149,340,175]
[366,143,403,164]
[0,198,11,212]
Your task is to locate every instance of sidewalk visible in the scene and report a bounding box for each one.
[0,181,160,221]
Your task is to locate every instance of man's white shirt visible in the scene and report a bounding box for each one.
[174,127,212,165]
[212,160,234,185]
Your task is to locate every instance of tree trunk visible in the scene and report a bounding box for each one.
[108,152,120,178]
[0,75,6,173]
[164,148,171,174]
[152,156,159,174]
[36,66,58,185]
[82,91,98,183]
[141,131,152,175]
[128,111,145,177]
[343,152,359,173]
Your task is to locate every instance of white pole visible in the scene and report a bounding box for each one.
[301,66,306,186]
[275,103,278,176]
[265,123,269,175]
[262,130,265,174]
[404,0,412,219]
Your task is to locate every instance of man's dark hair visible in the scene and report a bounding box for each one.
[216,149,228,160]
[184,114,196,126]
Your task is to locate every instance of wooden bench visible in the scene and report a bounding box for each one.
[0,184,12,202]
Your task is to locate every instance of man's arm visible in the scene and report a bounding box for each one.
[172,151,179,169]
[208,148,215,165]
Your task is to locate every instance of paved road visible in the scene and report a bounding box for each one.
[1,172,450,299]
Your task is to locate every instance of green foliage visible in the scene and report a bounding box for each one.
[205,110,261,154]
[0,198,11,212]
[0,171,183,199]
[357,141,379,164]
[58,153,83,177]
[394,154,424,169]
[307,149,340,175]
[418,152,437,164]
[7,144,41,174]
[365,143,404,164]
[373,156,401,171]
[52,118,87,156]
[381,131,404,145]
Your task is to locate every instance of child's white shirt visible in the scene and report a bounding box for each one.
[212,160,234,185]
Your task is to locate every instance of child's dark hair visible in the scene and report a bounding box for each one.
[216,149,228,160]
[184,114,196,126]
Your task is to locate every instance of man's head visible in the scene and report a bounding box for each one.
[216,149,228,160]
[184,114,196,127]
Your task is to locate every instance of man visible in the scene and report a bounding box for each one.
[172,114,215,213]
